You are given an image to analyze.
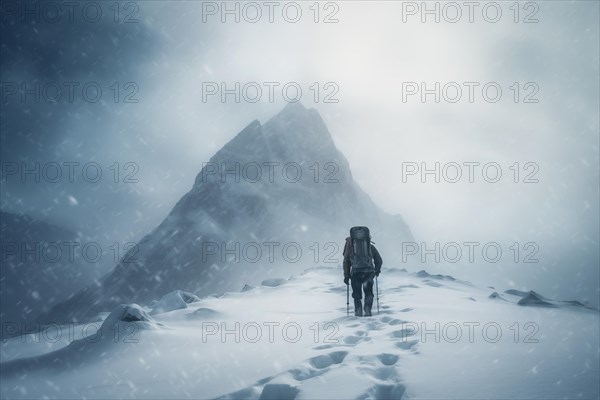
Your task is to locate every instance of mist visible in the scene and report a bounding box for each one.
[1,1,598,305]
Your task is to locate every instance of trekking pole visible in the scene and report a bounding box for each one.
[346,283,349,316]
[376,276,380,315]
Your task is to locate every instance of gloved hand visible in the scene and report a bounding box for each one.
[375,270,380,277]
[344,276,350,285]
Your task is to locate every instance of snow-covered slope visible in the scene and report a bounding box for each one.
[2,266,597,399]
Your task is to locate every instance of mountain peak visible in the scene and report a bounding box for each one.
[262,102,334,151]
[201,103,337,176]
[269,101,321,128]
[281,101,307,112]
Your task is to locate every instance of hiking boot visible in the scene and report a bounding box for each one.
[354,299,363,317]
[364,295,373,317]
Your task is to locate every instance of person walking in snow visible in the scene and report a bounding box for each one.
[343,226,382,317]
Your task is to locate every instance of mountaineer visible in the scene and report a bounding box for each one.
[343,226,382,317]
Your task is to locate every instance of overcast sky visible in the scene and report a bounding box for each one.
[1,1,598,303]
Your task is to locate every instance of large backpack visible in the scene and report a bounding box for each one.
[349,226,375,274]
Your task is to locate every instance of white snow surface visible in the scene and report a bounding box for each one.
[1,267,598,399]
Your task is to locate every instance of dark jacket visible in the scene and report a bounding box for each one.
[343,236,382,278]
